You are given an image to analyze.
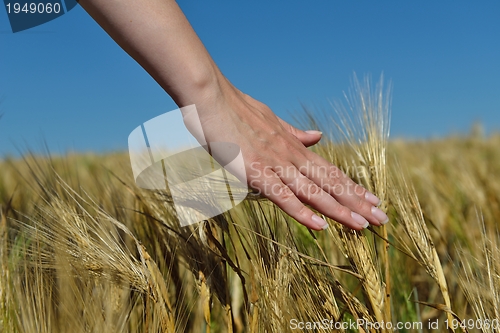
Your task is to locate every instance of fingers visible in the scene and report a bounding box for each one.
[249,172,329,231]
[277,117,322,147]
[226,98,387,230]
[276,167,371,230]
[248,159,387,231]
[290,149,389,227]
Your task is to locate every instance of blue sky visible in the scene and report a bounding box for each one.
[1,1,499,156]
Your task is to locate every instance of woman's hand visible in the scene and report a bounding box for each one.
[189,76,389,231]
[79,0,389,231]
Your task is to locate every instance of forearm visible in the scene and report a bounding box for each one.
[78,0,223,107]
[79,0,387,232]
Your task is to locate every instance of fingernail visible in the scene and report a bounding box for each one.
[312,214,329,230]
[371,206,389,224]
[305,130,322,135]
[365,191,381,206]
[351,212,369,228]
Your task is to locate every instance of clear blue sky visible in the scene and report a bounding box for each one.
[1,1,499,156]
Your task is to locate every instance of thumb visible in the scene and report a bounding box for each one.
[277,117,322,147]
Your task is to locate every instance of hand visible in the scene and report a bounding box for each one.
[187,77,389,231]
[78,0,389,230]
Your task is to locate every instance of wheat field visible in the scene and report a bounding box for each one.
[1,77,499,332]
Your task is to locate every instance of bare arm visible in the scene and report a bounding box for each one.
[79,0,389,230]
[78,0,220,106]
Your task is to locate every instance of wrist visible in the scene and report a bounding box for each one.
[168,61,227,109]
